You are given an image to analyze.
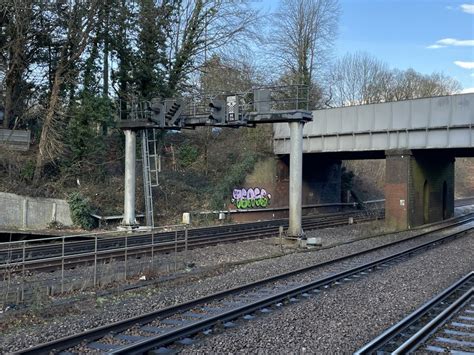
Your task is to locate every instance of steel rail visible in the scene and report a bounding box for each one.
[110,226,474,355]
[16,217,474,354]
[0,219,375,275]
[393,287,473,354]
[0,210,375,263]
[2,209,364,246]
[355,271,474,354]
[0,212,382,274]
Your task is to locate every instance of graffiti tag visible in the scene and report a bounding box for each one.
[231,187,272,209]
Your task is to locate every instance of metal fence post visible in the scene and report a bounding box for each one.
[124,234,128,280]
[94,236,98,287]
[21,241,26,301]
[174,230,178,271]
[184,227,188,267]
[151,230,155,268]
[61,236,65,293]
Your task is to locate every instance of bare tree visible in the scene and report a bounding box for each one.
[0,0,36,128]
[269,0,340,92]
[328,52,391,106]
[33,0,100,182]
[328,52,462,107]
[387,69,461,101]
[192,55,263,175]
[166,0,260,95]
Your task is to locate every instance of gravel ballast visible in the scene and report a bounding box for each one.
[184,232,474,353]
[0,209,473,352]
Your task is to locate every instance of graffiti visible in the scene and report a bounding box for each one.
[231,187,272,209]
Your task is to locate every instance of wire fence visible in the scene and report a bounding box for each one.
[0,227,192,308]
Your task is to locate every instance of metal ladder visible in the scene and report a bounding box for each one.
[141,129,160,227]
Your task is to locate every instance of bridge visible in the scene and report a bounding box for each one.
[273,93,474,230]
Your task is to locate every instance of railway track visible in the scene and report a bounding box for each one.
[3,195,474,274]
[356,272,474,354]
[0,210,382,274]
[16,214,474,354]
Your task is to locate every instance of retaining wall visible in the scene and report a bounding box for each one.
[0,192,73,229]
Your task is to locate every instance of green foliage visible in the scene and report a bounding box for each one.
[67,192,97,230]
[178,145,199,169]
[19,160,35,181]
[210,154,258,210]
[47,220,65,230]
[66,94,113,168]
[341,166,355,203]
[341,166,355,191]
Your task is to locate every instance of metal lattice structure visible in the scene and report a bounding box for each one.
[118,85,313,131]
[141,129,160,227]
[118,85,313,235]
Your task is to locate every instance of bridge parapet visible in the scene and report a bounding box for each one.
[274,93,474,154]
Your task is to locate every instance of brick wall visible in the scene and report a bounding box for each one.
[409,154,454,226]
[385,153,410,230]
[231,155,341,222]
[455,158,474,197]
[385,150,454,230]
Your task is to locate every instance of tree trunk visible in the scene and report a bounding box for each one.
[33,65,64,182]
[3,84,13,129]
[3,44,24,129]
[101,12,110,136]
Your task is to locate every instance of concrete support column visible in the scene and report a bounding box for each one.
[122,129,137,227]
[288,121,304,237]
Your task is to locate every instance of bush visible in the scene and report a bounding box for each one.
[67,192,97,230]
[19,160,35,181]
[178,145,199,169]
[210,154,258,210]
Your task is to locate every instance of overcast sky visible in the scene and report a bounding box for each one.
[258,0,474,92]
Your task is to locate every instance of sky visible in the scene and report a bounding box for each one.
[257,0,474,92]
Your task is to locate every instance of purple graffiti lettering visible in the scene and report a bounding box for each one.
[231,187,272,209]
[247,188,255,199]
[233,189,242,200]
[254,187,261,198]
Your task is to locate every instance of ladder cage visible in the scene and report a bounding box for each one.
[141,128,160,228]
